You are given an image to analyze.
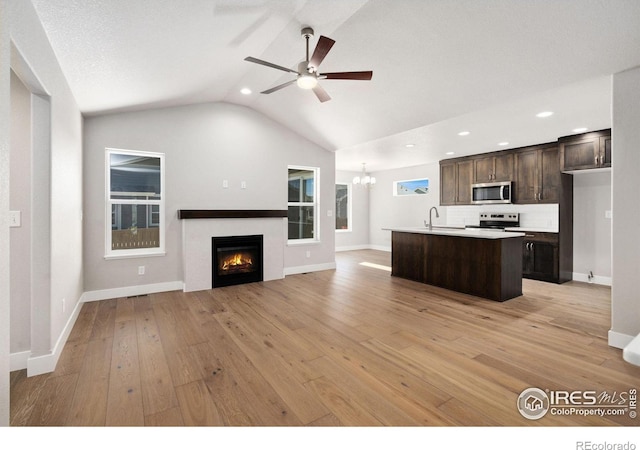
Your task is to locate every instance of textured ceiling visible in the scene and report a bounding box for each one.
[30,0,640,171]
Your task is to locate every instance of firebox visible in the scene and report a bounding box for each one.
[212,235,263,288]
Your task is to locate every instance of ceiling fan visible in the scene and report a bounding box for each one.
[244,27,373,103]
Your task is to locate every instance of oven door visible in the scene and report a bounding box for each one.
[471,182,512,204]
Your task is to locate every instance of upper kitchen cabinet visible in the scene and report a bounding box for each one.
[473,152,514,183]
[440,159,474,205]
[558,129,611,172]
[514,145,561,204]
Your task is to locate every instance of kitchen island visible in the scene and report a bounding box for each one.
[385,227,525,302]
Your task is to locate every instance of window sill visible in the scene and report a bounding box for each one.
[104,250,166,260]
[287,239,321,246]
[336,229,352,233]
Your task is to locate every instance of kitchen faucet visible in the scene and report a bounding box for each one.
[425,206,440,230]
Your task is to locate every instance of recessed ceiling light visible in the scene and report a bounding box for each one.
[498,142,509,146]
[240,87,252,95]
[458,131,470,136]
[536,111,554,118]
[405,143,415,148]
[572,127,588,133]
[446,151,455,155]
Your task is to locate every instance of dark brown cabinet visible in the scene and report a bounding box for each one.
[440,159,473,205]
[522,232,559,282]
[559,129,611,172]
[513,145,560,204]
[474,153,513,183]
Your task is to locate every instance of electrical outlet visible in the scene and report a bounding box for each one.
[138,266,145,275]
[306,251,311,258]
[241,181,247,189]
[605,210,612,219]
[222,180,229,189]
[62,298,66,313]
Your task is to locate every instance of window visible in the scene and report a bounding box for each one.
[106,149,165,258]
[335,182,351,231]
[288,166,319,242]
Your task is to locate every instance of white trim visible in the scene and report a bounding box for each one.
[105,148,165,258]
[81,281,183,303]
[608,329,636,350]
[623,334,640,366]
[572,272,612,286]
[284,262,336,276]
[370,244,391,252]
[10,351,29,372]
[335,181,352,232]
[26,297,83,376]
[287,165,320,244]
[336,244,372,252]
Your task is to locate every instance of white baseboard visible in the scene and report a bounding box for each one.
[284,262,337,276]
[609,329,635,349]
[24,297,83,376]
[369,244,391,252]
[335,244,371,252]
[573,272,612,286]
[10,351,29,372]
[81,281,183,303]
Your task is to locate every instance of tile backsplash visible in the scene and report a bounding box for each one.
[445,204,559,231]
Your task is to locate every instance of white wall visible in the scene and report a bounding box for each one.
[573,171,612,284]
[0,0,10,427]
[1,0,83,417]
[83,102,335,293]
[611,66,640,347]
[9,70,31,354]
[335,170,370,251]
[369,162,442,250]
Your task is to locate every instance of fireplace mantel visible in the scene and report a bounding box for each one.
[178,209,287,220]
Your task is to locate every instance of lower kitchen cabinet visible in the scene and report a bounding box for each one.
[521,232,569,283]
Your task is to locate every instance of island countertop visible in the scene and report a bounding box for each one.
[383,226,525,239]
[387,228,524,301]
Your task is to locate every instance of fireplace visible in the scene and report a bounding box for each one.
[212,235,263,288]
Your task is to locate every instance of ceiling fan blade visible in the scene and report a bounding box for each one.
[308,36,335,70]
[261,79,297,94]
[244,57,299,74]
[312,84,331,103]
[321,71,373,80]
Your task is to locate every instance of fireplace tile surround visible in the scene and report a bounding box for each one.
[181,211,286,292]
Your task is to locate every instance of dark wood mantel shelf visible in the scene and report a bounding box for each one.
[178,209,288,220]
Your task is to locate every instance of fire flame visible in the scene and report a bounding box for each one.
[221,253,253,271]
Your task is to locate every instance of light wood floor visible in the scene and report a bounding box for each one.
[10,250,640,426]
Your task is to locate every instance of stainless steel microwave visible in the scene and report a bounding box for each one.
[471,181,512,204]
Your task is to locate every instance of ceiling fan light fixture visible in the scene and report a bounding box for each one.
[297,74,318,89]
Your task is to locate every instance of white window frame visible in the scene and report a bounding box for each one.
[105,148,166,259]
[335,181,352,233]
[287,165,320,244]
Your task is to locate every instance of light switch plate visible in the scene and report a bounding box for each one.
[9,211,21,228]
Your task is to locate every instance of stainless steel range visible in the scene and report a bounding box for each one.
[466,213,519,230]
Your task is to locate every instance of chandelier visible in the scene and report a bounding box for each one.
[353,163,376,188]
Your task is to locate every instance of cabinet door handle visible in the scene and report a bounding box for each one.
[525,234,536,238]
[595,155,599,166]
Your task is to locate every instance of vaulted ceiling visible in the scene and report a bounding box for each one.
[30,0,640,171]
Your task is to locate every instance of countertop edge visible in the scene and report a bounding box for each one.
[383,227,525,239]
